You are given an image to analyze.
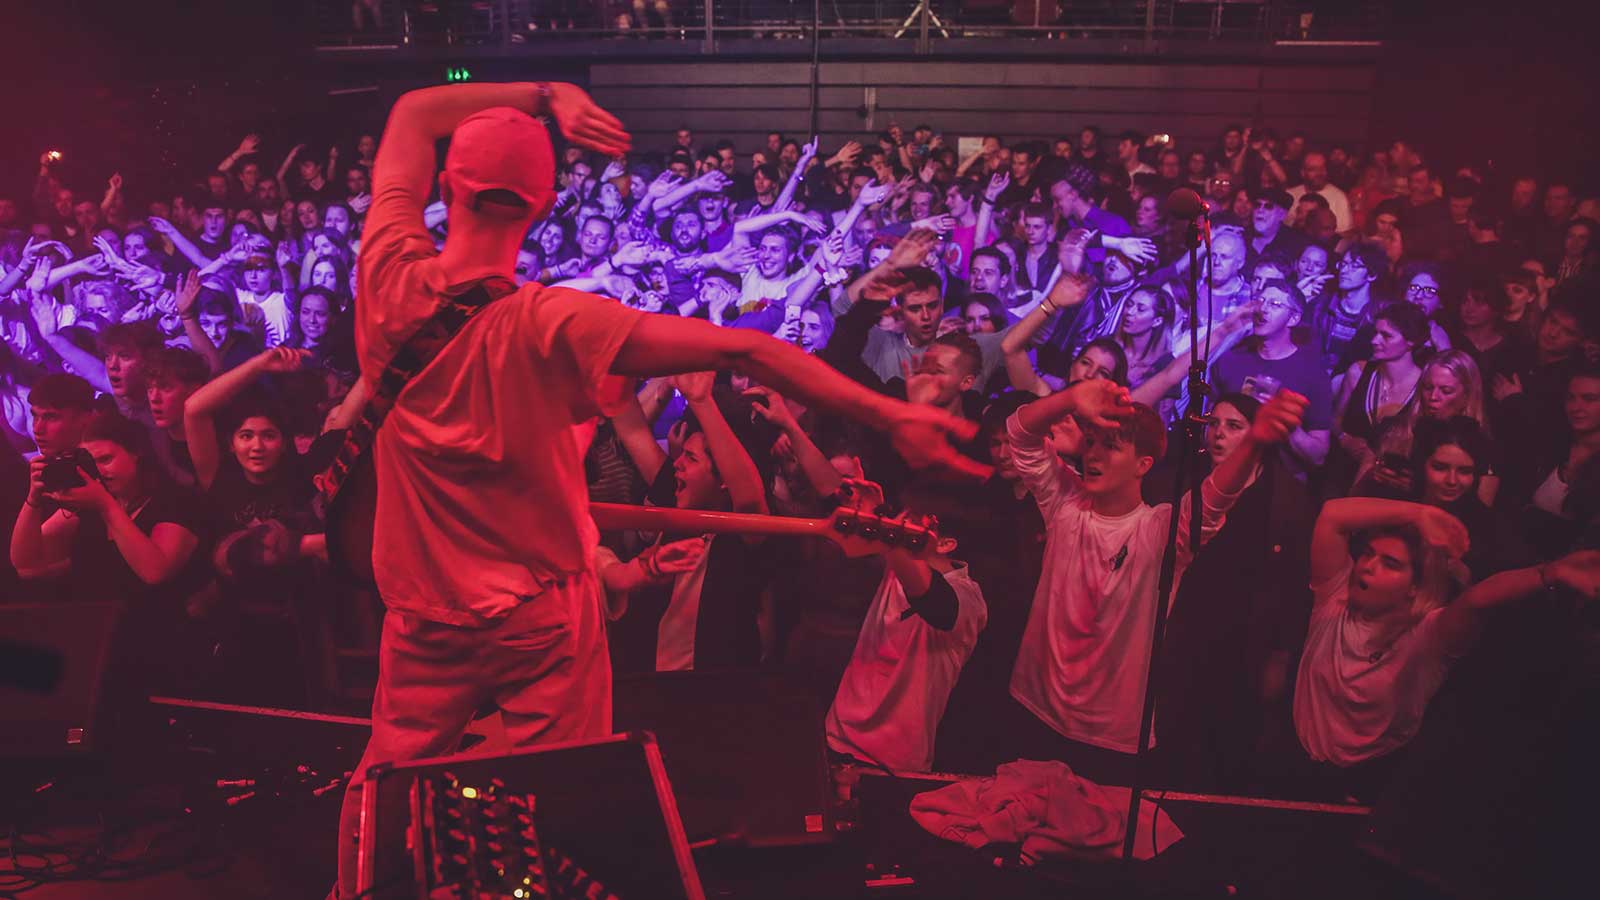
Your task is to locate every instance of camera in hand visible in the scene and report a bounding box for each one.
[41,449,102,493]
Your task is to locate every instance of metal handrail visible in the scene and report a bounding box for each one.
[314,1,1384,53]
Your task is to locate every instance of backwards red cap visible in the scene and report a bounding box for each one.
[444,107,556,216]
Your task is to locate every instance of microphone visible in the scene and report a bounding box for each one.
[1166,187,1209,220]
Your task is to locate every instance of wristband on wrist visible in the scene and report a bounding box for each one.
[1039,299,1056,315]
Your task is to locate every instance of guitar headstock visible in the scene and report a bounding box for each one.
[824,506,943,561]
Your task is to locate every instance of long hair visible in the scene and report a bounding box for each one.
[1115,283,1175,378]
[1377,350,1489,459]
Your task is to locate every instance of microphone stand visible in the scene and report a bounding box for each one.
[1121,212,1212,861]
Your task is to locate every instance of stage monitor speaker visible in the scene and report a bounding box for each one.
[357,732,704,900]
[0,602,126,758]
[613,668,835,848]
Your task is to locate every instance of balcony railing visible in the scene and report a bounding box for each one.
[318,1,1384,53]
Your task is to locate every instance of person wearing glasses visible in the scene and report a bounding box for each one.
[1213,278,1334,473]
[1399,261,1454,352]
[1248,187,1307,265]
[1313,242,1389,376]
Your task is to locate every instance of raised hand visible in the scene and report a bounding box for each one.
[799,136,820,162]
[545,83,631,157]
[349,193,372,214]
[887,228,939,270]
[1247,390,1308,444]
[911,214,956,235]
[147,215,178,237]
[828,140,862,168]
[860,269,914,304]
[609,241,652,269]
[1103,234,1158,266]
[1298,272,1333,297]
[856,180,894,208]
[1417,506,1469,560]
[257,346,312,373]
[919,160,937,184]
[696,170,731,193]
[984,172,1010,203]
[645,171,682,200]
[1048,271,1096,309]
[670,371,717,404]
[28,293,59,339]
[1066,379,1136,430]
[237,134,261,155]
[786,210,827,234]
[1490,373,1523,401]
[107,173,123,193]
[744,385,800,433]
[819,230,846,269]
[275,241,296,269]
[885,404,990,482]
[600,159,626,183]
[175,270,203,318]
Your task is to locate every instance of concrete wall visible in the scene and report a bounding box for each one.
[590,59,1377,155]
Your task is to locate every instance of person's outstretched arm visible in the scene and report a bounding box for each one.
[184,347,310,490]
[1434,550,1600,648]
[610,315,988,481]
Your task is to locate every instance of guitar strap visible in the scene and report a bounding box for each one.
[314,276,518,508]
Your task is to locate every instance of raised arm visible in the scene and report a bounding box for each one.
[173,271,224,374]
[218,134,260,173]
[1002,270,1095,396]
[375,81,629,210]
[184,347,310,490]
[1434,550,1600,647]
[772,138,818,213]
[1208,391,1307,498]
[1015,372,1135,439]
[1310,497,1469,588]
[974,172,1009,248]
[148,216,211,267]
[745,385,842,501]
[673,371,768,518]
[609,387,670,486]
[658,170,729,213]
[609,314,988,481]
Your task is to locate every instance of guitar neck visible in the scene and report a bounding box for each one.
[589,503,827,542]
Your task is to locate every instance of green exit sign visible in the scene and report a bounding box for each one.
[445,66,472,83]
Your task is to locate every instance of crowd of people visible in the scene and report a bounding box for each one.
[4,105,1599,801]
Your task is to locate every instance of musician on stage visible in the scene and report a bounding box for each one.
[332,82,986,899]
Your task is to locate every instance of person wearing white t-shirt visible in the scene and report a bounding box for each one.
[235,252,291,347]
[825,481,987,773]
[1286,152,1352,233]
[1294,498,1600,776]
[1004,379,1308,784]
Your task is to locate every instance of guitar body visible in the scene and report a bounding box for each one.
[324,443,378,587]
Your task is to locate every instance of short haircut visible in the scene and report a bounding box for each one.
[1344,242,1389,277]
[1103,402,1167,462]
[1297,192,1331,210]
[197,286,239,321]
[930,331,982,379]
[143,347,211,388]
[1257,277,1306,312]
[895,267,942,301]
[98,321,164,359]
[972,246,1012,277]
[1020,201,1052,222]
[29,373,95,411]
[702,268,740,290]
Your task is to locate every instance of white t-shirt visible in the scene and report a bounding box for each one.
[826,562,987,772]
[1531,467,1568,517]
[237,289,291,347]
[656,540,713,672]
[739,268,803,313]
[1005,413,1240,754]
[1293,563,1465,766]
[1287,183,1354,233]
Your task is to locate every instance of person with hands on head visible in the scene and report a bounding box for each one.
[1000,379,1307,782]
[1294,494,1600,786]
